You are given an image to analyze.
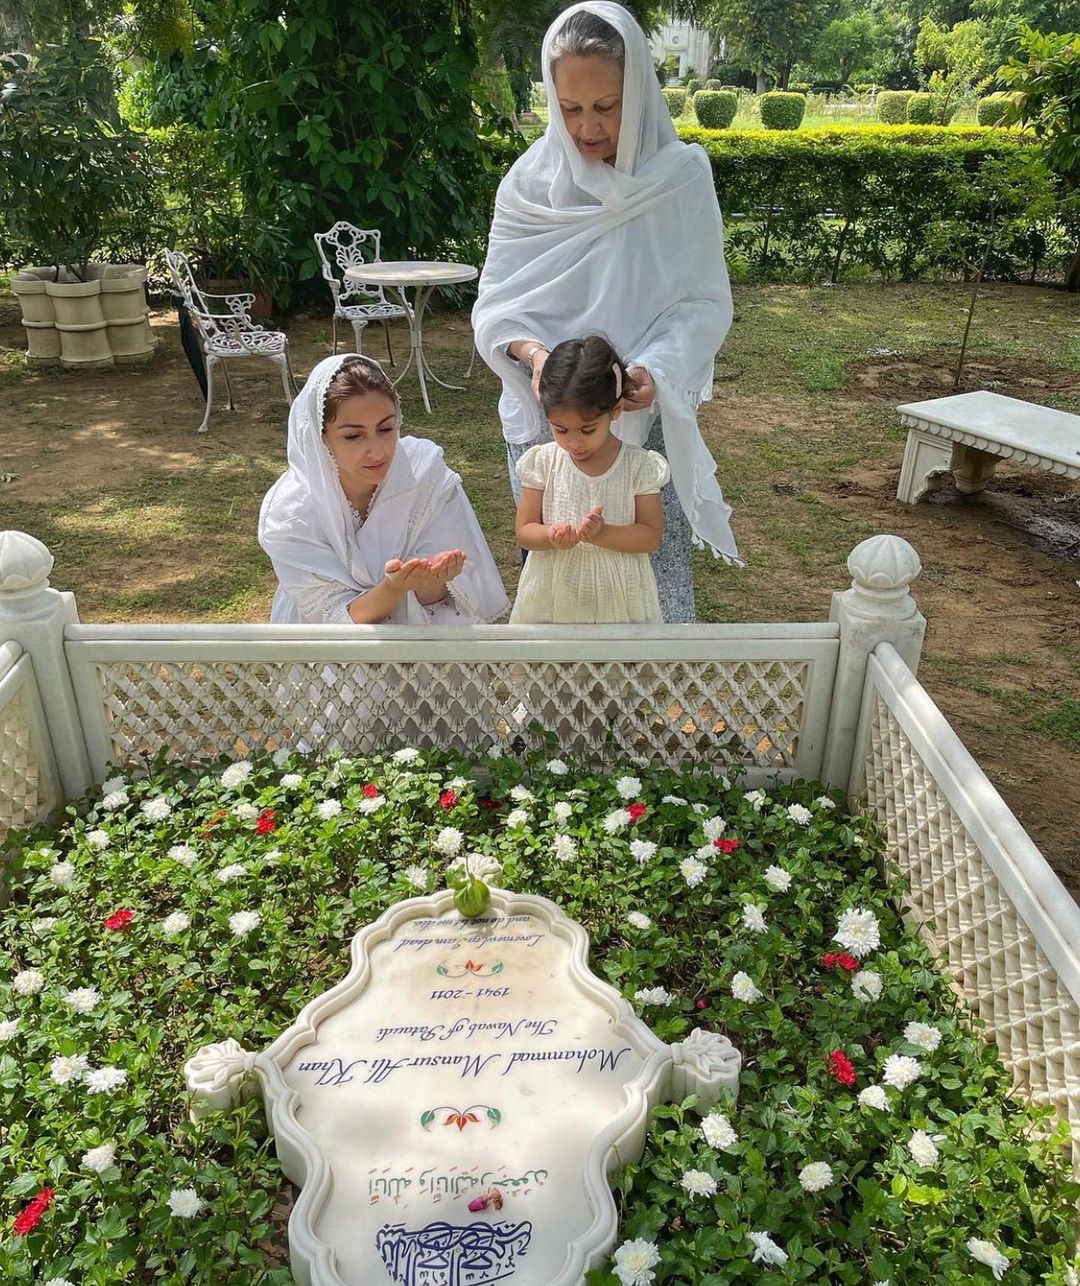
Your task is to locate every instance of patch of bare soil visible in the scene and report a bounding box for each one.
[846,351,1080,403]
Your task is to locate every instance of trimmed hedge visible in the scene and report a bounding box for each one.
[704,78,724,91]
[876,90,912,124]
[686,77,704,96]
[978,93,1015,126]
[675,124,1063,283]
[662,87,688,119]
[759,91,806,130]
[693,90,738,130]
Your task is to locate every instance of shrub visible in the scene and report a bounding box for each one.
[662,87,688,118]
[977,92,1015,126]
[687,77,703,96]
[876,90,913,123]
[759,91,807,130]
[907,92,954,124]
[789,81,813,94]
[705,78,724,90]
[693,90,739,130]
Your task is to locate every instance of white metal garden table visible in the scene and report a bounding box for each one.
[342,261,478,414]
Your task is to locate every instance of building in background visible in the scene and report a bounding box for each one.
[649,19,717,82]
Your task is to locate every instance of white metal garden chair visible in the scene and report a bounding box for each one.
[313,222,410,361]
[165,249,297,434]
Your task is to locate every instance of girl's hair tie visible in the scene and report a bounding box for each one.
[612,363,623,399]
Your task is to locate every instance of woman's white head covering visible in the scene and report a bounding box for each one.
[473,0,740,564]
[258,353,509,623]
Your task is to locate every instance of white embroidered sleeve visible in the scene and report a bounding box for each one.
[290,575,359,625]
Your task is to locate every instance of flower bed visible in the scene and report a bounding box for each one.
[1,751,1077,1284]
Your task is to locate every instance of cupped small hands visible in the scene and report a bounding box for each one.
[546,505,605,550]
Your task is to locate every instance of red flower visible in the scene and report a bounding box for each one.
[826,1049,857,1087]
[200,808,228,836]
[714,837,741,854]
[696,998,707,1010]
[439,790,459,810]
[104,908,134,931]
[13,1188,53,1236]
[479,797,500,811]
[362,783,380,799]
[256,807,277,835]
[628,803,647,824]
[821,952,859,972]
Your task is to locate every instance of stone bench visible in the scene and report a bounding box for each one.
[896,390,1080,504]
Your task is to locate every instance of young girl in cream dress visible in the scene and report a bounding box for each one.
[510,336,669,623]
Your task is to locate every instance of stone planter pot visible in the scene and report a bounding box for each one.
[100,264,156,363]
[12,268,61,365]
[45,273,113,370]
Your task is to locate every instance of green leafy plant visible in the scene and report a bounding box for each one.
[693,89,739,129]
[977,92,1016,126]
[662,86,689,118]
[759,90,807,129]
[876,89,913,123]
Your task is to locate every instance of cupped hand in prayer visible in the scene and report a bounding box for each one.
[622,365,656,412]
[546,522,580,550]
[576,504,605,543]
[384,550,467,598]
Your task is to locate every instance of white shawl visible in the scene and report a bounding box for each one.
[258,353,509,624]
[472,0,740,563]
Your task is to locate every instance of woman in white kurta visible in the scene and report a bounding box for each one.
[258,353,508,625]
[472,1,740,623]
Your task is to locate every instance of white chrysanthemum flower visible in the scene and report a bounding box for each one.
[691,802,709,815]
[858,1084,889,1111]
[50,1053,90,1085]
[679,1169,718,1197]
[546,759,569,775]
[233,801,259,821]
[742,903,767,934]
[280,773,303,789]
[358,795,383,815]
[799,1161,834,1192]
[786,802,813,826]
[749,1232,789,1267]
[162,911,190,936]
[967,1239,1009,1279]
[904,1021,942,1053]
[680,856,707,887]
[763,865,792,892]
[0,1019,19,1041]
[63,988,101,1015]
[405,865,429,891]
[509,785,534,804]
[701,1112,737,1151]
[731,971,762,1002]
[44,1278,75,1286]
[506,808,529,828]
[102,790,129,811]
[102,775,125,793]
[264,848,282,862]
[50,860,76,888]
[141,797,173,822]
[604,809,631,834]
[86,829,111,851]
[31,916,58,936]
[229,910,261,938]
[553,801,573,824]
[220,761,253,789]
[169,844,197,867]
[661,794,687,806]
[695,843,716,862]
[744,789,767,812]
[13,969,45,996]
[86,1066,128,1095]
[834,907,881,957]
[81,1141,116,1173]
[851,970,883,1002]
[271,747,291,768]
[702,815,726,840]
[634,986,673,1006]
[612,1236,661,1286]
[882,1054,922,1090]
[614,775,642,801]
[216,863,245,883]
[392,747,421,764]
[629,839,657,864]
[814,795,837,810]
[434,826,464,856]
[552,833,577,863]
[168,1187,204,1218]
[446,776,469,792]
[908,1129,940,1167]
[447,852,503,884]
[316,799,342,820]
[626,911,652,930]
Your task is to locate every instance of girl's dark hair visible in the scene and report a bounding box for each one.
[539,336,629,416]
[322,355,399,430]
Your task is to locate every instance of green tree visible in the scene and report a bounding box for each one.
[1001,25,1080,288]
[812,8,891,82]
[915,15,990,114]
[676,0,843,90]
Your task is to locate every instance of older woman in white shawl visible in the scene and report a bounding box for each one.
[259,353,508,624]
[472,0,739,623]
